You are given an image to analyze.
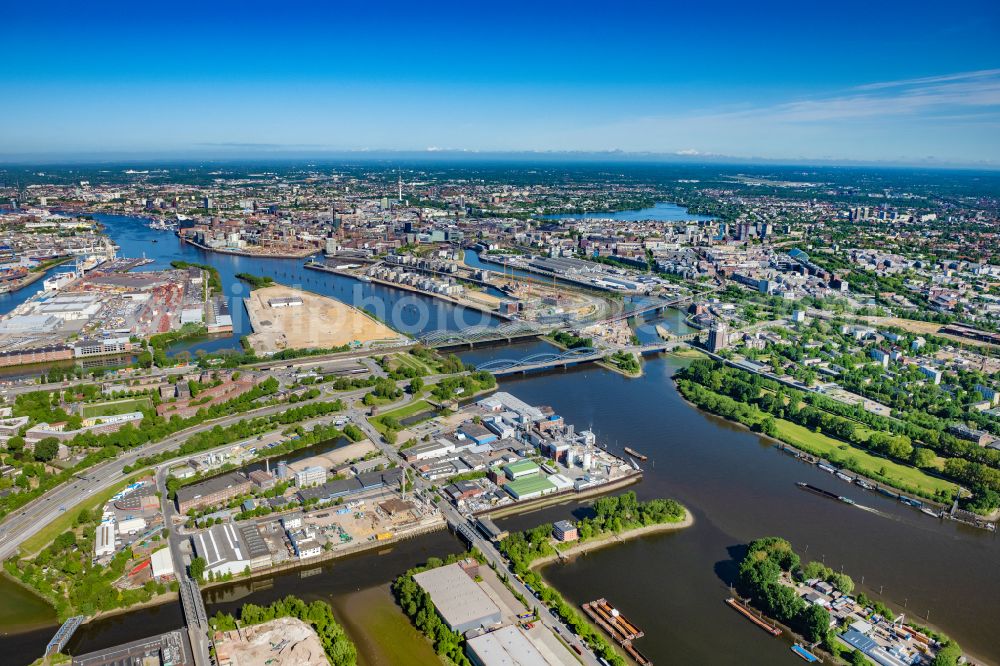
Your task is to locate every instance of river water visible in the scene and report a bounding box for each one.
[542,201,716,222]
[4,210,1000,665]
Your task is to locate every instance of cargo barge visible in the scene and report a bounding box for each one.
[796,482,855,505]
[582,598,652,665]
[725,598,782,636]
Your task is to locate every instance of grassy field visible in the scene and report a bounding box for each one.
[369,399,435,434]
[81,397,152,418]
[19,474,148,557]
[772,420,956,497]
[390,352,437,375]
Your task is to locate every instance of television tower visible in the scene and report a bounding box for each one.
[397,170,403,203]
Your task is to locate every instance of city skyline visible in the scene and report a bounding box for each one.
[2,0,999,166]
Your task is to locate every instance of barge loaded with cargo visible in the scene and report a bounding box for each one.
[581,598,652,665]
[796,482,855,505]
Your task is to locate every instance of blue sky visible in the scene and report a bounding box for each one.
[2,0,999,165]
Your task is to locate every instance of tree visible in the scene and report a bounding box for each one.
[409,377,424,394]
[800,603,831,643]
[913,447,936,469]
[33,437,61,462]
[932,642,962,666]
[849,649,873,666]
[189,556,207,580]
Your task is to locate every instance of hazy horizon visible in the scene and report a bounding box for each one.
[2,1,998,166]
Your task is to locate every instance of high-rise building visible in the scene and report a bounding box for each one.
[708,321,729,352]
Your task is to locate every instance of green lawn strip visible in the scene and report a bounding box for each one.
[81,397,152,418]
[368,399,434,434]
[772,420,955,497]
[393,353,435,375]
[19,473,149,557]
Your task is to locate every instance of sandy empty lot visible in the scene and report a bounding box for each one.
[244,285,404,354]
[214,617,327,666]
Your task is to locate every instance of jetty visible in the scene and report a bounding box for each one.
[725,598,782,636]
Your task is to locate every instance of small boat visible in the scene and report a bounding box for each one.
[791,643,821,663]
[817,463,836,474]
[624,447,648,461]
[877,487,898,498]
[835,471,853,482]
[899,496,923,508]
[920,508,940,518]
[838,496,856,505]
[855,479,874,490]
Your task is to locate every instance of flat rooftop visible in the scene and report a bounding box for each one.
[72,629,193,666]
[413,562,502,632]
[465,625,550,666]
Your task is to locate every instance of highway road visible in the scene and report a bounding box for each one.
[0,380,368,559]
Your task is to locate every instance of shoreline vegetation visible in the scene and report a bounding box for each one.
[672,359,983,507]
[498,492,689,666]
[735,537,963,666]
[234,272,275,290]
[529,511,694,569]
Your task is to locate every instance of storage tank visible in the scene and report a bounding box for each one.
[276,460,289,480]
[582,452,593,469]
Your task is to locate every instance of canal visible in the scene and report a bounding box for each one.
[3,211,999,665]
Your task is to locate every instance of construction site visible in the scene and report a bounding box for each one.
[213,617,328,666]
[242,285,406,355]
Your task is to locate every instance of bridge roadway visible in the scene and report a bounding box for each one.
[477,342,679,376]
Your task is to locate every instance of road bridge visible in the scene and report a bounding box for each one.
[599,293,696,324]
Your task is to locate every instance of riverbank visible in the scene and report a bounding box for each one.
[531,510,693,569]
[481,472,642,520]
[673,376,960,505]
[305,260,512,321]
[202,518,447,589]
[180,236,317,259]
[0,262,63,296]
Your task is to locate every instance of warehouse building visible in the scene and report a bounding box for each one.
[176,472,251,514]
[150,547,175,579]
[94,522,115,561]
[294,465,327,487]
[503,474,557,501]
[238,524,273,570]
[413,562,502,634]
[189,523,251,579]
[465,625,549,666]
